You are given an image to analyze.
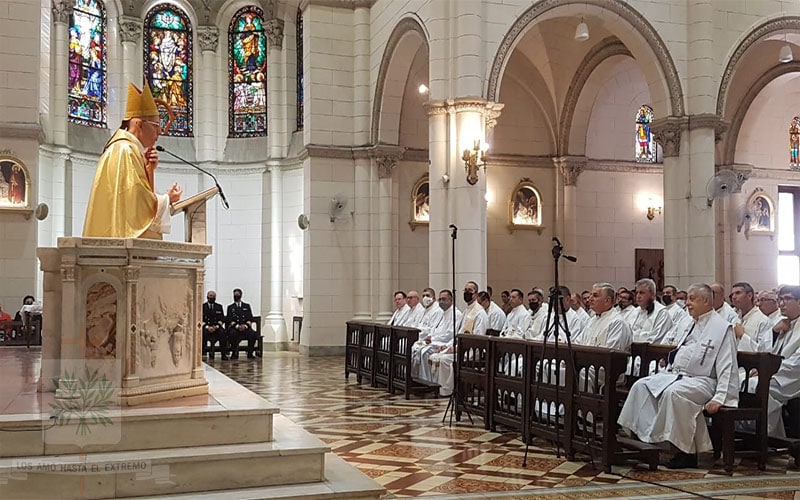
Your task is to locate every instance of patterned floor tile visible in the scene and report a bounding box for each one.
[215,352,800,498]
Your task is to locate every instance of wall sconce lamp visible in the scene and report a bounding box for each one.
[462,140,489,185]
[646,203,663,221]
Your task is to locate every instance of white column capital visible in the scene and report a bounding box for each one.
[265,19,285,50]
[688,113,728,144]
[197,26,220,53]
[553,156,586,187]
[652,116,689,158]
[52,0,75,25]
[118,15,143,44]
[370,145,405,179]
[424,98,504,130]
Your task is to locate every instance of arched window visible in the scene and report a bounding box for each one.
[791,116,800,168]
[144,5,193,137]
[228,6,267,138]
[635,105,656,163]
[296,7,304,131]
[68,0,106,127]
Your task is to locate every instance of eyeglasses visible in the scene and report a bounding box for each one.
[778,295,797,304]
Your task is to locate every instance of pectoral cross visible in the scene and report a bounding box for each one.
[699,339,715,366]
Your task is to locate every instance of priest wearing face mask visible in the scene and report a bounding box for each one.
[83,82,182,239]
[415,290,462,385]
[618,283,739,469]
[662,285,689,325]
[478,291,506,333]
[526,290,548,339]
[630,278,674,344]
[431,281,488,397]
[500,289,531,338]
[410,287,444,378]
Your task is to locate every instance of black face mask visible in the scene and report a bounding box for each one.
[463,291,474,303]
[662,295,674,306]
[207,298,215,304]
[234,295,242,302]
[529,302,540,313]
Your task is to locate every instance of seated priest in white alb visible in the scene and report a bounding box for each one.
[616,288,638,325]
[478,291,506,332]
[618,283,739,469]
[417,288,444,336]
[404,290,426,327]
[730,282,773,353]
[500,289,532,338]
[387,291,411,326]
[767,286,800,437]
[575,283,632,352]
[431,281,488,397]
[662,285,690,325]
[629,278,674,344]
[525,290,549,339]
[757,289,783,327]
[711,283,740,324]
[537,286,588,342]
[413,290,461,384]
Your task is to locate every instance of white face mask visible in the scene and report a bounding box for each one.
[676,299,686,309]
[422,296,434,307]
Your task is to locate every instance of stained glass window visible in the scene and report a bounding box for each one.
[635,105,656,163]
[791,116,800,169]
[68,0,106,127]
[296,8,304,131]
[144,5,193,137]
[229,7,267,137]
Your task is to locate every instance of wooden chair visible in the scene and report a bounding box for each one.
[707,351,782,473]
[217,316,263,357]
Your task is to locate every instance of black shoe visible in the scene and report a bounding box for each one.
[221,355,229,361]
[666,451,698,469]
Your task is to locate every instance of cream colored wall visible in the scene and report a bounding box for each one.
[395,161,430,294]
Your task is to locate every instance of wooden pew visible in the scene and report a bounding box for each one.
[345,321,362,381]
[491,337,528,435]
[373,324,393,390]
[707,351,782,472]
[390,326,439,399]
[455,334,491,428]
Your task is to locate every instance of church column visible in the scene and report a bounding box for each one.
[51,0,75,146]
[427,103,450,297]
[196,26,219,162]
[654,116,689,286]
[372,147,404,322]
[351,6,371,321]
[553,156,586,288]
[264,165,287,344]
[118,16,143,85]
[265,19,285,157]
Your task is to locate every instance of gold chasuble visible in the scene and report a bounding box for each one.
[83,129,157,238]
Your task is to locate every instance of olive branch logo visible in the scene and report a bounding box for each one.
[49,367,115,436]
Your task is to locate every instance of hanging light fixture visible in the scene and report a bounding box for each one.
[575,17,589,42]
[779,37,793,63]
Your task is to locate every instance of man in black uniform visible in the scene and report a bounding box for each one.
[226,288,258,359]
[202,290,227,360]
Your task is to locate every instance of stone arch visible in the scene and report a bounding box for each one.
[371,15,429,145]
[716,16,800,118]
[722,62,800,166]
[487,0,684,118]
[558,37,631,155]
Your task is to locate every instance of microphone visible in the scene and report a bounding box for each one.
[155,145,229,209]
[449,224,458,239]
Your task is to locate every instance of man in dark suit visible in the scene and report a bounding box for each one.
[226,288,258,359]
[202,290,227,360]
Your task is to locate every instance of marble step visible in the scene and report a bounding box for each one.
[136,453,386,500]
[0,365,279,457]
[0,415,329,499]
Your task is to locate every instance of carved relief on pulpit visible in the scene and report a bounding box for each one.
[85,282,117,359]
[135,277,194,376]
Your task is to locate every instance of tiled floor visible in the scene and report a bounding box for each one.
[213,352,800,499]
[2,347,798,498]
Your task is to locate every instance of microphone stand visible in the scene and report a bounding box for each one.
[155,145,230,209]
[524,238,593,468]
[442,224,473,426]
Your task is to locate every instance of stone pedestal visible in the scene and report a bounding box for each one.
[37,237,211,406]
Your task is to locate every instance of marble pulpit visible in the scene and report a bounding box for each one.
[37,237,211,405]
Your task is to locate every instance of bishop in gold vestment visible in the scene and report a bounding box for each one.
[83,82,181,239]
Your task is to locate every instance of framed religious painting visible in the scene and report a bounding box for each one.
[0,154,32,215]
[635,248,664,292]
[747,188,775,236]
[508,178,544,234]
[409,174,429,231]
